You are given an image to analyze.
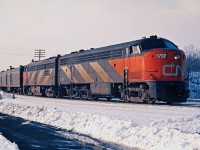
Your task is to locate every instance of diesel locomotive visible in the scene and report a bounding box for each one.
[0,66,24,94]
[0,35,189,103]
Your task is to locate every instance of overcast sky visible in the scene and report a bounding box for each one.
[0,0,200,70]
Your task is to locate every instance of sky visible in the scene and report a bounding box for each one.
[0,0,200,70]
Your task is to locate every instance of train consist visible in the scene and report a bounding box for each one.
[0,36,189,103]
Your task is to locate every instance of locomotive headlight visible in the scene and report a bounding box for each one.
[174,53,181,60]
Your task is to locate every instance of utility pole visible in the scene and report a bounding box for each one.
[34,49,45,61]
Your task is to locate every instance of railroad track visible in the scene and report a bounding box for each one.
[11,93,200,108]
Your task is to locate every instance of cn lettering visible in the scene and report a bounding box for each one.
[162,64,184,76]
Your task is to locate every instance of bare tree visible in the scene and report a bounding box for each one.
[184,45,200,98]
[184,44,200,72]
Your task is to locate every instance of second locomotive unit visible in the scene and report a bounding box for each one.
[0,35,189,103]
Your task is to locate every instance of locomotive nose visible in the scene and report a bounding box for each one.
[155,49,183,62]
[169,50,184,63]
[144,48,185,81]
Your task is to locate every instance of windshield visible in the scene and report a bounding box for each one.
[164,40,178,49]
[140,39,178,51]
[140,39,166,51]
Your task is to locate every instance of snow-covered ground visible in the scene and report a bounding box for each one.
[0,92,19,150]
[0,133,19,150]
[0,91,200,150]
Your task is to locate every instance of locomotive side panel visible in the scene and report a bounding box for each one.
[26,58,56,87]
[1,72,8,88]
[73,63,94,83]
[27,68,55,86]
[58,51,124,97]
[0,66,23,92]
[1,71,11,90]
[59,59,123,85]
[24,56,59,96]
[59,65,74,84]
[94,60,123,83]
[0,72,2,88]
[128,56,143,81]
[108,56,144,82]
[9,68,21,88]
[90,83,112,96]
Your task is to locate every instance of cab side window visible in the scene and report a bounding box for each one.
[130,45,141,55]
[124,45,141,57]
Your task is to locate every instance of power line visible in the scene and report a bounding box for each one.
[0,42,35,51]
[0,47,33,53]
[0,53,32,57]
[0,44,33,50]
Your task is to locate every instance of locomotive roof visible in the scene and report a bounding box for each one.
[60,36,170,59]
[0,66,22,74]
[25,35,177,66]
[27,56,58,67]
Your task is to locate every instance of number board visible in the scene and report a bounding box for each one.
[156,54,166,59]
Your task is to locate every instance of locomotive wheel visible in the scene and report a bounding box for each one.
[120,90,132,102]
[166,102,182,104]
[107,97,112,101]
[45,88,54,98]
[79,92,83,99]
[27,90,33,96]
[46,92,54,98]
[143,98,156,104]
[141,90,156,104]
[69,92,75,99]
[80,91,86,99]
[120,91,125,100]
[91,96,98,100]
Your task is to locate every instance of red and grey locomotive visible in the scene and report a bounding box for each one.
[0,35,189,103]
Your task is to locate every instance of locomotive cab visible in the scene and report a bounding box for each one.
[126,36,189,103]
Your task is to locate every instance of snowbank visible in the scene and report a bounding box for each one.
[0,102,199,150]
[0,91,12,99]
[0,134,19,150]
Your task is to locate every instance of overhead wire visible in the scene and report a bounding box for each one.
[0,42,38,57]
[0,41,62,59]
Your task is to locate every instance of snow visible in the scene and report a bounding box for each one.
[0,92,200,150]
[0,92,19,150]
[2,94,200,124]
[0,91,12,99]
[0,134,19,150]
